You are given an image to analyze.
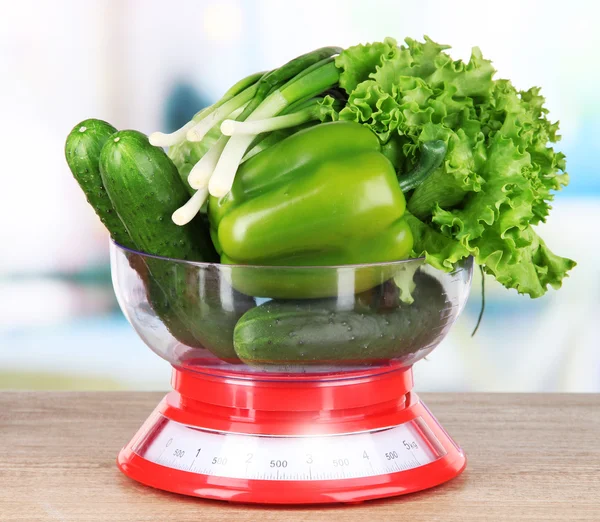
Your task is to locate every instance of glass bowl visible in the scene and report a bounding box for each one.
[110,241,473,377]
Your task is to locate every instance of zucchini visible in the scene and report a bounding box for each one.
[233,272,447,366]
[99,130,251,360]
[64,119,131,247]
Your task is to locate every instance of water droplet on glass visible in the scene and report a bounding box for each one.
[341,321,347,326]
[347,326,352,331]
[350,336,356,341]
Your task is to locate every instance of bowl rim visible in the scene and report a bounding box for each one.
[111,240,474,272]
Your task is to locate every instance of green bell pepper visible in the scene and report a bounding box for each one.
[208,121,414,298]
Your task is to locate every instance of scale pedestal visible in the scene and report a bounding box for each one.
[118,366,466,503]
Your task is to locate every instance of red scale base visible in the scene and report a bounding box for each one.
[117,366,466,504]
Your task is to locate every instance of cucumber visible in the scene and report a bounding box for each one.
[233,272,447,366]
[65,119,131,247]
[182,265,255,361]
[99,130,217,261]
[65,120,206,347]
[99,130,252,360]
[145,274,205,348]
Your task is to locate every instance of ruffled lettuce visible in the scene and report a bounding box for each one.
[334,37,574,297]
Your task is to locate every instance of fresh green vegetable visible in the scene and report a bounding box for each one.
[99,130,217,261]
[72,35,574,311]
[158,37,574,298]
[64,119,130,246]
[236,46,342,122]
[208,121,413,297]
[99,131,253,359]
[169,124,223,195]
[144,274,208,349]
[233,271,447,366]
[333,36,575,297]
[221,96,340,137]
[166,72,267,194]
[64,120,206,348]
[210,121,411,263]
[398,140,447,192]
[208,59,341,197]
[152,262,255,361]
[241,122,317,162]
[149,71,265,149]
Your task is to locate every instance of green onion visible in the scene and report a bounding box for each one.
[187,102,248,189]
[209,61,340,197]
[186,84,258,142]
[222,102,320,136]
[237,48,341,122]
[149,72,263,147]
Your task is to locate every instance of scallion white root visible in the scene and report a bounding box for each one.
[171,188,209,226]
[149,121,195,147]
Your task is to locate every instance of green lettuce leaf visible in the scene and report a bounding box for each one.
[317,95,341,122]
[335,37,399,93]
[335,36,575,297]
[403,211,469,271]
[474,224,576,297]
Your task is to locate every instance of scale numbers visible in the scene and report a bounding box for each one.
[136,415,445,481]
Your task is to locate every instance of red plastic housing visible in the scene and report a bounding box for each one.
[117,367,466,504]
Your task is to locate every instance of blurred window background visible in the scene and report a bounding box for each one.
[0,0,598,391]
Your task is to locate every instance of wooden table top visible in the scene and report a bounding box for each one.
[1,392,598,521]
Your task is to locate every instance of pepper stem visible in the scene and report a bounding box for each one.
[398,140,447,193]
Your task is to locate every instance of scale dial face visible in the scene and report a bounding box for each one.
[134,414,447,481]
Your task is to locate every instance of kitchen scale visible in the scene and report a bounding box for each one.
[111,242,472,504]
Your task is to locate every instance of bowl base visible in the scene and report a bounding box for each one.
[117,368,466,504]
